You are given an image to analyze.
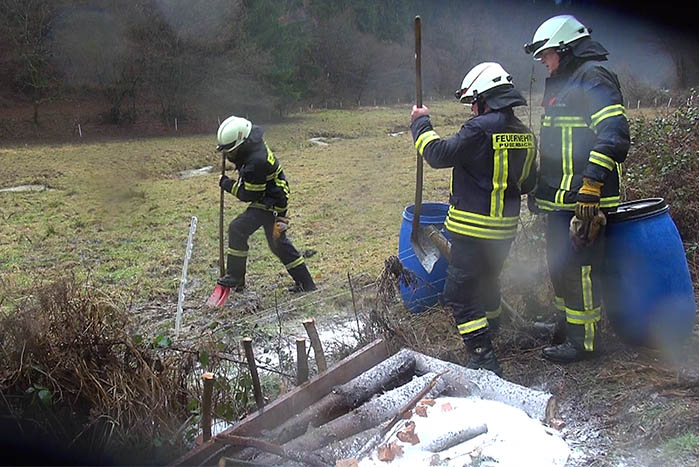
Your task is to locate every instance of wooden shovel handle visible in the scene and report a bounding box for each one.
[412,16,423,238]
[219,152,226,277]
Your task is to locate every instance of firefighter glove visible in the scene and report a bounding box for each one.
[569,211,606,251]
[273,216,290,240]
[219,174,235,193]
[575,177,603,220]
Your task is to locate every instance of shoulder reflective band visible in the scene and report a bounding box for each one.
[492,133,534,149]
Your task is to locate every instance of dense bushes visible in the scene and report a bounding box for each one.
[623,89,698,280]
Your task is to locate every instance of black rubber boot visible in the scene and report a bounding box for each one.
[288,263,317,293]
[216,275,245,291]
[465,333,503,377]
[542,323,596,363]
[531,311,566,345]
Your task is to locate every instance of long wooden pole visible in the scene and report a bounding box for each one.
[296,338,309,385]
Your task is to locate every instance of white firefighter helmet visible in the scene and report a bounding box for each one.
[455,62,513,104]
[216,115,252,152]
[524,15,591,59]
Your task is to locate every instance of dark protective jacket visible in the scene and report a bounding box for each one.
[222,125,290,215]
[535,38,630,212]
[410,107,537,240]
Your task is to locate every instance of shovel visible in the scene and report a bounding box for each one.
[411,15,442,274]
[206,152,231,307]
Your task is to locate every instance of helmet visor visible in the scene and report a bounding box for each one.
[455,89,477,104]
[523,39,547,55]
[216,141,238,152]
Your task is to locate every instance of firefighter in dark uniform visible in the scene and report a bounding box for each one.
[410,62,537,376]
[524,15,630,362]
[215,115,316,293]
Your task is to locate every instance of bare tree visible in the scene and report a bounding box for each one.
[0,0,60,124]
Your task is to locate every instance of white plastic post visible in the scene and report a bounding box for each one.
[78,123,82,137]
[175,118,178,131]
[175,216,198,338]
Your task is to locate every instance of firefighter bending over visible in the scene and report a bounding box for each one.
[410,62,537,376]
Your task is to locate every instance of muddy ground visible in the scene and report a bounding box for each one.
[134,270,698,467]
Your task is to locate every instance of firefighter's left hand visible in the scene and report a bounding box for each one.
[575,177,603,220]
[411,105,429,122]
[569,211,606,251]
[219,174,235,193]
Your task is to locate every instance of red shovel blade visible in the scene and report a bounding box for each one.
[206,284,231,307]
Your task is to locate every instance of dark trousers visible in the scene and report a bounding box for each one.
[545,211,605,351]
[443,234,513,345]
[226,207,306,282]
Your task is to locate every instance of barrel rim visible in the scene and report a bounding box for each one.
[607,198,669,223]
[402,202,450,224]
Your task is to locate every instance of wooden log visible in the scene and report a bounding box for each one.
[250,373,446,465]
[424,422,488,452]
[242,338,264,410]
[295,338,308,386]
[280,372,446,453]
[201,372,215,442]
[302,318,327,372]
[408,350,557,424]
[260,348,417,445]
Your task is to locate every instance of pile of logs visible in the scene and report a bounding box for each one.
[173,338,556,466]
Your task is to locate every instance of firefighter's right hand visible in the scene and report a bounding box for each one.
[411,105,429,122]
[273,216,289,240]
[219,174,235,193]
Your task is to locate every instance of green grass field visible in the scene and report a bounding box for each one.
[4,100,522,312]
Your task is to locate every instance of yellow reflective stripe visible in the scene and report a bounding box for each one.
[227,248,248,258]
[584,323,596,351]
[457,317,489,335]
[285,256,305,270]
[535,199,576,211]
[535,196,619,211]
[542,115,588,128]
[565,306,601,324]
[556,127,573,204]
[244,181,266,191]
[445,219,517,239]
[590,104,626,128]
[518,146,536,189]
[490,149,508,217]
[265,143,275,165]
[486,305,502,320]
[448,206,518,227]
[589,151,616,171]
[600,195,620,208]
[554,296,565,311]
[415,130,440,155]
[581,265,593,312]
[266,165,282,181]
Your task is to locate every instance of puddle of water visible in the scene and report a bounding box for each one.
[0,184,49,193]
[308,137,343,146]
[177,166,213,179]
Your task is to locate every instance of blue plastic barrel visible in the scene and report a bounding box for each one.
[603,198,697,347]
[398,202,451,314]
